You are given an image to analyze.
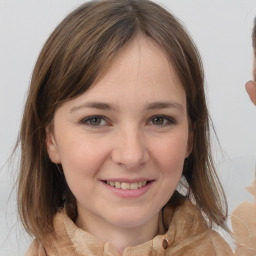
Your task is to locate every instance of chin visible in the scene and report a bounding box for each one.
[108,208,159,229]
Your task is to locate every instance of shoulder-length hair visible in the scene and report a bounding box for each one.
[17,0,228,242]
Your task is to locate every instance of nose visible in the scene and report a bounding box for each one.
[111,127,149,170]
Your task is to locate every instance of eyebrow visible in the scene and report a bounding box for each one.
[70,101,184,113]
[70,102,115,113]
[146,101,184,112]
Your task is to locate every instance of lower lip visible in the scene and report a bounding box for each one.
[101,181,153,198]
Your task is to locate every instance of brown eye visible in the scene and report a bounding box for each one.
[89,117,102,126]
[152,116,165,125]
[81,116,107,127]
[149,115,176,126]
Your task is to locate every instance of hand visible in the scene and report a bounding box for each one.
[245,81,256,105]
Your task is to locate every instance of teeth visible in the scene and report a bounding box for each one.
[115,181,121,188]
[106,181,148,190]
[130,183,138,189]
[121,182,130,189]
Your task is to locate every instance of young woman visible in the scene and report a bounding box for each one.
[17,0,233,255]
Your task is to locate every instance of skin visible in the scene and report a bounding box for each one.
[46,35,192,252]
[245,51,256,105]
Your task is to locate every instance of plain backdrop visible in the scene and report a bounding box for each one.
[1,0,256,255]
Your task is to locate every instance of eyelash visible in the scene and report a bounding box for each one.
[79,115,176,128]
[80,115,109,127]
[147,115,176,126]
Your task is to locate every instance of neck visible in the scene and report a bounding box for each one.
[76,209,161,253]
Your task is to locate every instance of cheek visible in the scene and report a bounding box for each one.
[57,138,110,202]
[151,133,189,176]
[149,135,188,206]
[56,135,108,179]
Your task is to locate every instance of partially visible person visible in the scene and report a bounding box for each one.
[245,18,256,105]
[231,18,256,256]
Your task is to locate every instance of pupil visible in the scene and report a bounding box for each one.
[91,118,101,125]
[153,117,163,125]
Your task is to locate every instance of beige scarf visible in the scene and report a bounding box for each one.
[231,174,256,256]
[26,199,233,256]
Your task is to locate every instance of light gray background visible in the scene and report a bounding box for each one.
[1,0,256,255]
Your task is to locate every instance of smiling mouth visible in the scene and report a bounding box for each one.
[104,181,150,190]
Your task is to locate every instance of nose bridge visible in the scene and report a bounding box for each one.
[112,124,149,170]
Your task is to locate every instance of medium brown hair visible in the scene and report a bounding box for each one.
[17,0,228,242]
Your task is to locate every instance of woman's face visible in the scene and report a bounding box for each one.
[46,36,192,231]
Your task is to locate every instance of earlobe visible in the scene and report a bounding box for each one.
[45,126,61,164]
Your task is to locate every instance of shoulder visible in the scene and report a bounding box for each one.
[25,240,47,256]
[173,230,234,256]
[163,199,234,255]
[207,230,234,255]
[25,209,80,256]
[231,200,256,255]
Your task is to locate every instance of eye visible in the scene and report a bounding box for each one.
[149,115,176,126]
[80,116,108,127]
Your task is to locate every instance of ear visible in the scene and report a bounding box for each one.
[245,81,256,105]
[185,130,193,158]
[45,126,61,164]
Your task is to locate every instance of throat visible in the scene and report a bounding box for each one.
[75,208,161,253]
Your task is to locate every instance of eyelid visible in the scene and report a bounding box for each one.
[147,115,177,126]
[78,114,176,128]
[79,115,110,127]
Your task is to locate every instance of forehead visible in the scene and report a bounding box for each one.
[62,35,187,114]
[87,36,185,101]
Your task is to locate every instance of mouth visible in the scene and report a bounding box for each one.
[103,180,152,190]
